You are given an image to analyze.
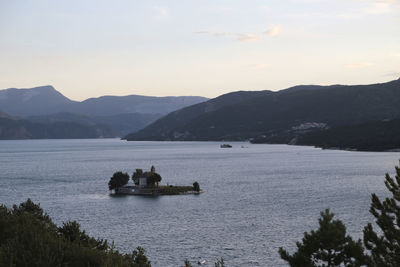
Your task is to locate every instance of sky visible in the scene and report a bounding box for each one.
[0,0,399,101]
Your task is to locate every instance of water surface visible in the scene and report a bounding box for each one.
[1,139,399,266]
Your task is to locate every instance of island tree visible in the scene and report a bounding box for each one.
[149,172,162,187]
[108,171,129,190]
[193,181,200,192]
[132,169,143,185]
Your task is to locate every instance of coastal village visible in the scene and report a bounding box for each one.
[108,166,202,196]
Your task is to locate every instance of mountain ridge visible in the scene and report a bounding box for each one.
[0,85,208,137]
[0,85,208,117]
[0,116,114,139]
[126,78,400,142]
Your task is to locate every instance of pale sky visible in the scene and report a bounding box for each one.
[0,0,399,101]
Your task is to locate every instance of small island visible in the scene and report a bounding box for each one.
[108,166,203,196]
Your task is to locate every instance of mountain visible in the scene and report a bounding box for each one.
[0,86,208,137]
[125,78,400,141]
[296,118,400,151]
[0,109,13,119]
[75,95,208,116]
[0,117,114,139]
[28,112,161,137]
[0,86,208,117]
[92,113,161,136]
[0,86,75,117]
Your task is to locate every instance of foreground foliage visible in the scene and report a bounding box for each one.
[0,199,151,267]
[279,210,367,267]
[363,163,400,266]
[214,257,225,267]
[280,162,400,267]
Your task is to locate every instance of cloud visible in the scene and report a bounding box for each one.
[195,25,282,42]
[194,31,229,37]
[361,0,399,14]
[265,25,282,38]
[341,0,399,17]
[249,63,270,69]
[365,2,392,13]
[236,34,261,42]
[195,31,261,42]
[384,70,400,77]
[345,62,375,68]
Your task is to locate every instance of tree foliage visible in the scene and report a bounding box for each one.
[108,171,130,190]
[297,118,400,152]
[193,181,200,192]
[279,209,367,267]
[58,221,108,250]
[0,199,151,267]
[152,173,162,184]
[132,169,143,185]
[124,246,151,267]
[184,259,192,267]
[147,173,162,187]
[363,163,400,266]
[215,257,225,267]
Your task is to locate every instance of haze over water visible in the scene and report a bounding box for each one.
[1,139,399,266]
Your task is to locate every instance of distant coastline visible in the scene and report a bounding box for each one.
[126,78,400,153]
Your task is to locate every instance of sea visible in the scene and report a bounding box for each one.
[0,139,399,266]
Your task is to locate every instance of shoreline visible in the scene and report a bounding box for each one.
[113,185,204,196]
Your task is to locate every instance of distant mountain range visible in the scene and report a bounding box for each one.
[0,85,208,117]
[3,79,400,150]
[126,78,400,151]
[0,86,207,139]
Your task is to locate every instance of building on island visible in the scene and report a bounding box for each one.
[133,166,162,189]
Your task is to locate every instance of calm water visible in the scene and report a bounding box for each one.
[0,139,399,266]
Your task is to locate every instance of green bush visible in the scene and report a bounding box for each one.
[0,199,151,267]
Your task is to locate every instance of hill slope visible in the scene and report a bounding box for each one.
[296,118,400,151]
[0,86,208,117]
[126,78,400,141]
[0,86,75,116]
[0,86,207,137]
[0,116,114,139]
[76,95,208,116]
[28,112,161,137]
